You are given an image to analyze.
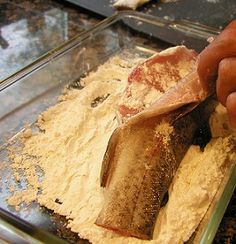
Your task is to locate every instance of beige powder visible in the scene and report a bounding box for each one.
[7,53,236,243]
[154,136,236,243]
[209,103,236,138]
[155,121,174,147]
[120,81,163,110]
[113,0,151,10]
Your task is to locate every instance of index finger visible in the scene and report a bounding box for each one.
[197,20,236,91]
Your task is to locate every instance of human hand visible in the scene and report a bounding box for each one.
[197,20,236,127]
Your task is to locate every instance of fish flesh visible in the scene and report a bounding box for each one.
[95,46,215,239]
[118,46,198,121]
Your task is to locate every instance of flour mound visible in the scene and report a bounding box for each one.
[8,54,236,244]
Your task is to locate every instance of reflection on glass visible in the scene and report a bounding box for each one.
[0,8,68,82]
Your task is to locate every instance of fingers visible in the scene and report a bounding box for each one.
[197,20,236,128]
[216,58,236,106]
[197,21,236,89]
[216,57,236,128]
[226,92,236,128]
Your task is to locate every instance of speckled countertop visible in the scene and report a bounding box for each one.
[0,0,235,243]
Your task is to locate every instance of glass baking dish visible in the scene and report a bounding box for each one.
[0,11,234,243]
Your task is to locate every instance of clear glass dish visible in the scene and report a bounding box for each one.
[0,11,234,244]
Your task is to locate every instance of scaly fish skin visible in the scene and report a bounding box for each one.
[96,45,216,239]
[96,100,215,239]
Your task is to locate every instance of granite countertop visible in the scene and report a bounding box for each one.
[0,0,235,243]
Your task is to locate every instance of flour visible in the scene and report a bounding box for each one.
[118,46,197,121]
[206,0,219,3]
[155,122,174,146]
[154,136,236,243]
[113,0,151,10]
[7,52,236,243]
[120,81,163,110]
[209,103,236,138]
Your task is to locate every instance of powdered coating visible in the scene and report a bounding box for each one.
[7,52,236,243]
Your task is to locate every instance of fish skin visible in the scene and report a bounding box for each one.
[96,100,215,240]
[96,46,216,239]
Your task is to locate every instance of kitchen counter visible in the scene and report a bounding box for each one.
[0,0,235,243]
[0,0,101,81]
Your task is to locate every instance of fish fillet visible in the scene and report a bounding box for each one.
[95,46,215,239]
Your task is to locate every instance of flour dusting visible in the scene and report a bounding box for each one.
[7,52,236,243]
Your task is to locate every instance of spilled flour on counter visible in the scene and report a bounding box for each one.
[7,52,236,243]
